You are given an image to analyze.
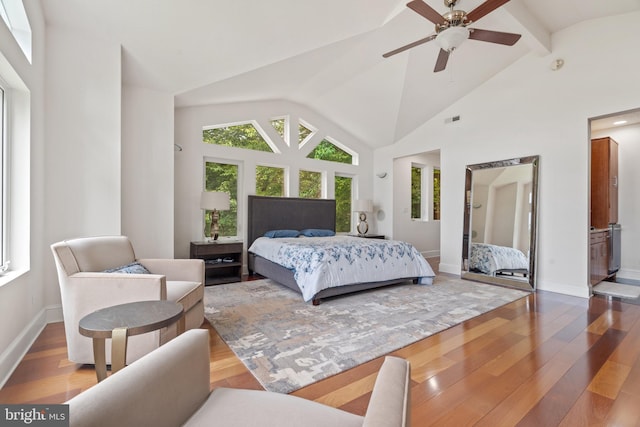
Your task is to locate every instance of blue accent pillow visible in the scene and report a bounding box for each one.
[263,229,300,238]
[104,262,151,274]
[300,228,335,237]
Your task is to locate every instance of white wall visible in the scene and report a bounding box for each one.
[375,11,640,298]
[45,26,122,244]
[592,123,640,280]
[174,100,374,261]
[391,151,440,258]
[122,85,175,258]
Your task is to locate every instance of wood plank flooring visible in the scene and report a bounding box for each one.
[2,284,640,426]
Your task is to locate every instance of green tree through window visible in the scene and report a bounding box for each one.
[205,161,238,237]
[299,122,313,145]
[335,176,352,232]
[299,170,321,199]
[433,168,441,220]
[256,165,284,197]
[203,123,273,153]
[308,139,352,164]
[271,118,286,142]
[411,166,422,219]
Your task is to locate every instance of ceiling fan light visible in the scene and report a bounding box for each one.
[435,26,469,52]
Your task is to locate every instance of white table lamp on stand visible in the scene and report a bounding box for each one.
[200,191,230,241]
[354,199,373,236]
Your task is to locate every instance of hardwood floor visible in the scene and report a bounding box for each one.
[2,283,640,426]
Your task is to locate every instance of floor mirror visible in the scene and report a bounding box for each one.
[462,156,539,291]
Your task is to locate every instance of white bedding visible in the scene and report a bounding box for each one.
[249,235,436,302]
[469,243,529,276]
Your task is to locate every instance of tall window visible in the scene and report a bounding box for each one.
[299,170,322,199]
[335,176,352,232]
[412,165,440,221]
[411,166,422,219]
[433,168,441,220]
[205,161,238,237]
[256,165,285,197]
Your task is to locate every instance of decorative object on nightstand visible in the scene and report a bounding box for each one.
[200,191,230,241]
[190,240,243,285]
[353,199,373,236]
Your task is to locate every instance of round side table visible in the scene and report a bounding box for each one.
[79,300,184,382]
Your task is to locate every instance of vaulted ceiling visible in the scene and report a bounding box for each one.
[42,0,640,148]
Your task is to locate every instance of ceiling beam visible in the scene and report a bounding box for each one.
[503,2,551,55]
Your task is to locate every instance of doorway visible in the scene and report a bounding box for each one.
[589,108,640,300]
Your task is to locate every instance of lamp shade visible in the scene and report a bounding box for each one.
[353,199,373,213]
[200,191,230,211]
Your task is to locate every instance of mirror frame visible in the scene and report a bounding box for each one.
[461,155,539,291]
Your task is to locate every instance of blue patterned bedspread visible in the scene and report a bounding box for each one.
[469,243,529,275]
[249,236,436,302]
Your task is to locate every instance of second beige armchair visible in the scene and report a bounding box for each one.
[51,235,205,365]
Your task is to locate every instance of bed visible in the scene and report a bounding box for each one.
[247,195,435,305]
[468,242,529,277]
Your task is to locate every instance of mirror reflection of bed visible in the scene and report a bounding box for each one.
[462,156,539,291]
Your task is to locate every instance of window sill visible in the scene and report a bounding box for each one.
[0,269,28,288]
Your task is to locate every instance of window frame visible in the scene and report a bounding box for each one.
[202,120,280,154]
[298,168,325,199]
[334,173,354,233]
[203,158,242,239]
[255,163,288,197]
[0,78,7,265]
[411,163,440,222]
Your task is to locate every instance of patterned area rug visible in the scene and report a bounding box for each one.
[204,276,529,394]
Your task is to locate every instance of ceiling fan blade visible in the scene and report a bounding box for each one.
[434,49,450,72]
[468,28,521,45]
[407,0,447,26]
[383,34,437,58]
[466,0,511,23]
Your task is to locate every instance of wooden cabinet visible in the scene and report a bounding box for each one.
[590,230,609,285]
[591,137,618,229]
[190,241,243,286]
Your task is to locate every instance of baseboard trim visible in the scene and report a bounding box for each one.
[0,310,46,388]
[536,280,590,299]
[438,263,460,275]
[0,304,64,388]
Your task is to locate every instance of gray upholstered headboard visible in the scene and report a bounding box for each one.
[247,195,336,249]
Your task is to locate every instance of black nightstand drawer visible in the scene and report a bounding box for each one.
[190,241,243,285]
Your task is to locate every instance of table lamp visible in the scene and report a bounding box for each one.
[200,191,230,241]
[354,199,373,236]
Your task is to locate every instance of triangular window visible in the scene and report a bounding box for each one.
[203,122,275,153]
[298,121,315,146]
[270,117,287,144]
[307,139,353,165]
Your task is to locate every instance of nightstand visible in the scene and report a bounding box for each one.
[348,234,385,239]
[190,240,243,285]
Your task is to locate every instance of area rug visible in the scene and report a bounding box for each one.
[593,281,640,299]
[204,276,529,394]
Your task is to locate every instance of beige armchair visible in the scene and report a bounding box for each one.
[51,236,205,365]
[66,329,411,427]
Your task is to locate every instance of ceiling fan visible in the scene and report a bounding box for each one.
[383,0,521,72]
